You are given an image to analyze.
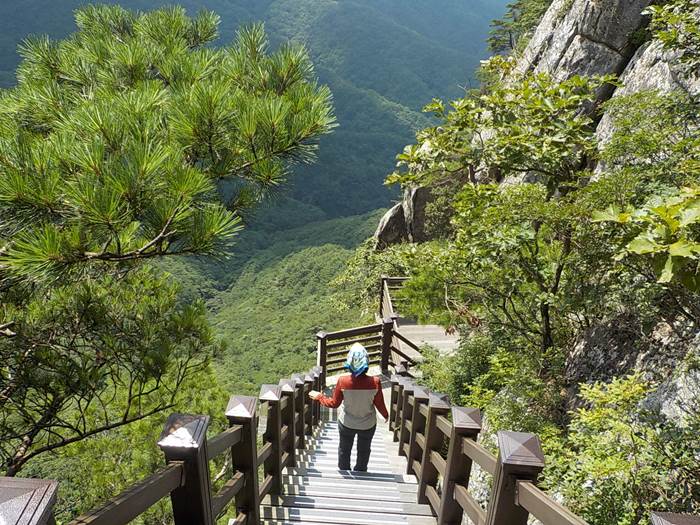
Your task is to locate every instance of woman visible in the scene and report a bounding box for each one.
[309,343,389,472]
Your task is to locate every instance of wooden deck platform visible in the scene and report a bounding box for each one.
[257,415,435,525]
[395,322,459,358]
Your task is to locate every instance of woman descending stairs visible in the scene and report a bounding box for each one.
[260,414,436,525]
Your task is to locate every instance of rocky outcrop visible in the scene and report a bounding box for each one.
[517,0,652,81]
[596,40,700,147]
[402,186,434,243]
[565,316,699,409]
[374,186,435,247]
[374,203,408,248]
[374,0,659,246]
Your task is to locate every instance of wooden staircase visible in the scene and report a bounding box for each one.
[261,415,435,525]
[3,276,697,525]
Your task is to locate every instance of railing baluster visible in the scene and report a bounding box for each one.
[389,375,401,432]
[279,379,297,468]
[311,366,322,425]
[381,317,393,374]
[303,371,315,438]
[440,407,482,525]
[417,393,450,512]
[259,385,283,496]
[398,381,416,457]
[393,377,406,441]
[291,374,306,450]
[485,431,545,525]
[316,331,328,388]
[407,386,429,476]
[157,414,214,525]
[226,395,260,525]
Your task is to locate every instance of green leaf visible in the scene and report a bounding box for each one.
[627,233,661,255]
[668,240,700,258]
[679,204,700,227]
[659,255,675,283]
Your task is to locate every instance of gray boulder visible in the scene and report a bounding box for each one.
[374,203,408,249]
[402,186,434,243]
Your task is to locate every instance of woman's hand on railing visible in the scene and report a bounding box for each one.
[308,390,322,400]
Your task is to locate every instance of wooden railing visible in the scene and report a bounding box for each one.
[378,276,415,369]
[6,274,698,525]
[314,276,420,383]
[387,371,698,525]
[2,366,325,525]
[316,321,419,383]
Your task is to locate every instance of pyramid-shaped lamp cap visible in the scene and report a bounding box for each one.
[226,395,257,420]
[497,431,545,469]
[259,384,282,402]
[158,414,210,450]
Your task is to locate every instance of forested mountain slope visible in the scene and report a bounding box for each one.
[0,0,508,390]
[0,0,507,214]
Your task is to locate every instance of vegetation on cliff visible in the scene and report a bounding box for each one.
[339,2,700,522]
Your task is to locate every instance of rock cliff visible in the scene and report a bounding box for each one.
[373,0,700,404]
[376,0,661,245]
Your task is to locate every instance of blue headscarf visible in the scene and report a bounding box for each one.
[345,343,369,377]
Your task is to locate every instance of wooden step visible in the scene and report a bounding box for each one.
[263,495,434,516]
[281,475,418,493]
[285,466,416,484]
[289,462,399,475]
[260,506,436,525]
[281,484,418,502]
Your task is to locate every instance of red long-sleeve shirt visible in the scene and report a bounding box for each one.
[317,374,388,430]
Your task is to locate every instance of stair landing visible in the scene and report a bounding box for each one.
[260,417,435,525]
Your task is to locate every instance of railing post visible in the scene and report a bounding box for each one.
[651,513,700,525]
[259,385,283,495]
[389,375,400,432]
[396,361,410,377]
[485,431,545,525]
[291,374,306,450]
[392,376,406,441]
[398,380,416,457]
[226,395,260,525]
[379,275,388,318]
[381,317,393,374]
[0,478,58,525]
[417,393,450,507]
[311,366,322,425]
[316,331,328,388]
[406,386,429,476]
[279,379,297,468]
[158,414,214,525]
[439,407,482,525]
[303,371,315,438]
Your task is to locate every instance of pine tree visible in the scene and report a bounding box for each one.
[0,5,335,475]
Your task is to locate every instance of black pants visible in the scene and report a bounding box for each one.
[337,421,376,471]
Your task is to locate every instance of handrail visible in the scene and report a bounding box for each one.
[388,374,593,525]
[324,323,382,340]
[516,481,589,525]
[207,424,243,460]
[55,365,326,525]
[67,463,184,525]
[211,472,245,518]
[391,330,421,353]
[462,436,497,475]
